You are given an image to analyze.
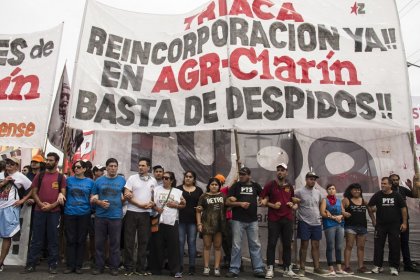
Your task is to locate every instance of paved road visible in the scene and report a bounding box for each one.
[2,260,419,280]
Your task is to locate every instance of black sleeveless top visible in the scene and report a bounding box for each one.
[344,198,367,228]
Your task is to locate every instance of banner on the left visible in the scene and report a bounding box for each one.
[0,24,63,148]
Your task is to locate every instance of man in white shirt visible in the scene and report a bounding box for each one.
[123,157,157,275]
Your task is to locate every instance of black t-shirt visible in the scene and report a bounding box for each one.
[228,180,262,223]
[368,191,406,225]
[177,185,203,223]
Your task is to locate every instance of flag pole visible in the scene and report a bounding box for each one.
[234,129,241,172]
[408,132,420,198]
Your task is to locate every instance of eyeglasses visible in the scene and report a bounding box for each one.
[163,176,171,180]
[74,166,83,169]
[6,162,16,166]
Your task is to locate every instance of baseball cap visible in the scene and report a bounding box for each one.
[5,157,19,165]
[93,164,106,172]
[214,174,226,184]
[239,167,251,175]
[305,171,319,179]
[31,155,44,163]
[276,163,288,170]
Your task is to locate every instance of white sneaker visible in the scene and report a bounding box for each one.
[265,265,273,279]
[214,268,221,277]
[326,270,336,276]
[390,267,399,276]
[283,266,299,278]
[371,266,382,274]
[203,267,210,276]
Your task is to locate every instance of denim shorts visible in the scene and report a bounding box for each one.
[345,225,368,236]
[0,206,20,238]
[297,220,322,241]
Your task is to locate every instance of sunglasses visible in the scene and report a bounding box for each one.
[6,162,16,166]
[163,176,171,180]
[74,165,83,169]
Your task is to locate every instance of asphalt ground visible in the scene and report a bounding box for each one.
[1,258,420,280]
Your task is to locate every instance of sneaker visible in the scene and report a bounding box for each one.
[203,267,210,276]
[75,268,83,274]
[92,268,103,275]
[110,269,119,276]
[313,268,328,275]
[225,271,239,278]
[390,267,399,276]
[297,268,305,277]
[343,267,354,275]
[0,263,3,272]
[21,266,35,274]
[371,266,382,274]
[357,266,371,273]
[124,270,133,276]
[336,269,348,275]
[326,270,336,276]
[404,265,418,272]
[188,266,195,275]
[254,271,265,278]
[283,266,299,278]
[215,268,221,277]
[174,272,183,278]
[49,266,58,274]
[64,268,74,274]
[265,265,274,279]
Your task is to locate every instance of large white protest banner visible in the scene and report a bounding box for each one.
[69,0,411,132]
[0,24,63,148]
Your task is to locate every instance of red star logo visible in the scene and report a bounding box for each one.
[351,2,358,15]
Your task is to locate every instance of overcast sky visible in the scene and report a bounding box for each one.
[1,0,419,96]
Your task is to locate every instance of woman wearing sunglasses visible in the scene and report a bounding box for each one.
[63,160,94,274]
[152,171,186,278]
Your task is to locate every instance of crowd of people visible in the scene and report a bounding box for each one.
[0,155,418,278]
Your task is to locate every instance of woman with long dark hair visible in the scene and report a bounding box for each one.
[177,170,203,275]
[341,183,375,274]
[152,171,186,278]
[196,177,226,277]
[64,160,94,274]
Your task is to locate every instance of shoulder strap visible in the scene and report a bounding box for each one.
[162,187,173,208]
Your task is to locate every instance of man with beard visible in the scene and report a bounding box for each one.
[123,157,157,276]
[389,174,417,272]
[22,153,66,274]
[295,172,327,276]
[261,163,299,278]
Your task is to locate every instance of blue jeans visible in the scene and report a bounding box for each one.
[27,211,61,268]
[178,222,197,269]
[324,225,344,266]
[230,220,264,274]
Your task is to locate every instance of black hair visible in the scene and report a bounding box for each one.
[343,183,363,200]
[72,160,87,172]
[206,177,222,192]
[0,161,6,172]
[47,152,60,162]
[106,158,118,167]
[138,157,151,166]
[153,165,164,171]
[164,171,177,188]
[183,170,197,185]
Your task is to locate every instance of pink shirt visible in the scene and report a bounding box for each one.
[32,172,67,212]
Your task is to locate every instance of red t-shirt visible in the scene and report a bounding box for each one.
[220,186,232,220]
[32,172,67,212]
[261,180,294,221]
